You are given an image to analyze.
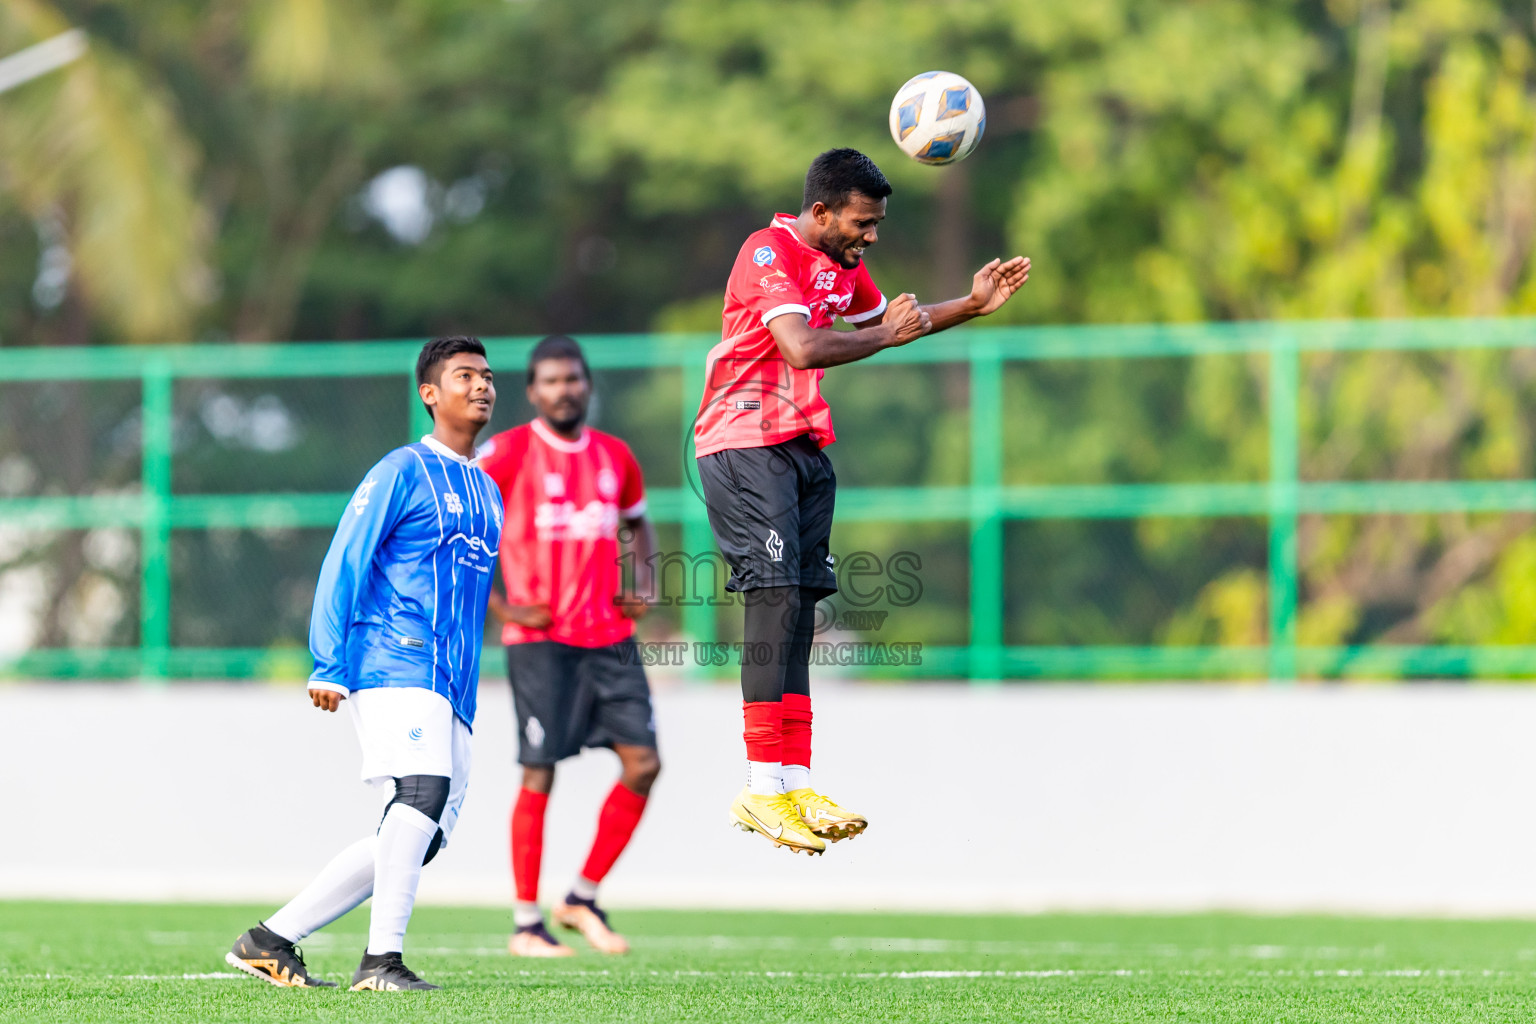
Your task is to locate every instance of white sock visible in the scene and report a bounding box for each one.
[367,803,437,955]
[570,875,599,902]
[781,764,811,792]
[264,836,376,943]
[747,760,783,796]
[514,902,544,928]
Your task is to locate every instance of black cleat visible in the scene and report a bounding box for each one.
[350,950,440,991]
[225,923,337,988]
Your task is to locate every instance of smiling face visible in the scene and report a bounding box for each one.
[527,356,590,434]
[422,353,496,430]
[809,192,886,269]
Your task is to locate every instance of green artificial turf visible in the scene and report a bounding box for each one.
[6,901,1536,1022]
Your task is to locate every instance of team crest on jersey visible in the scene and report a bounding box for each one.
[597,468,619,500]
[351,478,377,516]
[753,246,775,266]
[544,472,566,498]
[444,491,464,515]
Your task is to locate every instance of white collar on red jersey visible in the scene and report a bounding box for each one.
[420,434,478,465]
[771,213,811,249]
[531,417,590,453]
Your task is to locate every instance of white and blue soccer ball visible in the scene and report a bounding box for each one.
[888,71,986,166]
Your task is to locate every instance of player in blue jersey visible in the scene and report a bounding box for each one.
[226,336,503,992]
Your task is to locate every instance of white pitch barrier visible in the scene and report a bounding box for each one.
[6,679,1536,915]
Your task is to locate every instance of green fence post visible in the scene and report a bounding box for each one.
[408,374,433,443]
[679,359,717,674]
[1268,333,1300,682]
[139,362,174,682]
[969,341,1005,683]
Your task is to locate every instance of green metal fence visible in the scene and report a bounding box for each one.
[3,318,1535,681]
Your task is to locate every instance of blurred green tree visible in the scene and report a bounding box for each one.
[4,0,1536,668]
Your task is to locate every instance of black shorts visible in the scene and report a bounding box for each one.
[506,638,657,766]
[695,434,838,596]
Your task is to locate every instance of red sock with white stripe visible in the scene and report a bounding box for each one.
[743,701,783,794]
[511,788,547,927]
[781,693,812,792]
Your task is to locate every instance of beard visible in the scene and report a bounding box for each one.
[546,403,586,433]
[830,230,864,269]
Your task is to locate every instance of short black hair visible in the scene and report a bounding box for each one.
[416,335,486,420]
[801,148,892,212]
[526,334,591,385]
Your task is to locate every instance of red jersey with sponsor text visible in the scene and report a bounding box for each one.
[693,213,887,457]
[478,420,647,648]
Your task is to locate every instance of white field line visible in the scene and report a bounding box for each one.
[3,968,1528,982]
[130,931,1409,960]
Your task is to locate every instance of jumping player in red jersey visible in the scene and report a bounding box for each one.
[696,148,1030,855]
[479,336,659,956]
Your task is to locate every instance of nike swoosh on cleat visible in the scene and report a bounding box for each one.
[742,806,784,840]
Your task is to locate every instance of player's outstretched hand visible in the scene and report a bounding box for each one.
[309,688,343,712]
[885,292,932,346]
[970,256,1030,316]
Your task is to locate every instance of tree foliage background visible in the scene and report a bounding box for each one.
[4,0,1536,670]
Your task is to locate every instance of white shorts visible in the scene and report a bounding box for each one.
[349,687,471,848]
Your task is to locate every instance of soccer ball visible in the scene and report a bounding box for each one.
[888,71,986,165]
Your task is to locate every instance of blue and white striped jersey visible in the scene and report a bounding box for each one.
[309,435,504,728]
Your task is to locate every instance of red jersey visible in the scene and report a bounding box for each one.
[478,420,647,649]
[693,213,887,457]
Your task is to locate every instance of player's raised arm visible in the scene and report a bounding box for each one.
[767,295,930,369]
[897,255,1031,335]
[307,460,407,710]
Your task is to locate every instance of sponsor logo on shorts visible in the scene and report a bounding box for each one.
[525,716,545,750]
[765,529,784,562]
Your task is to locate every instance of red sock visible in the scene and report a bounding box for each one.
[782,693,812,770]
[579,783,649,885]
[742,701,783,762]
[511,787,548,904]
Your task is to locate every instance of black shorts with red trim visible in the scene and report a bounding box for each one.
[695,434,838,597]
[506,638,656,766]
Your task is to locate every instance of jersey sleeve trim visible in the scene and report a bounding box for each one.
[762,302,812,325]
[841,293,888,324]
[308,679,351,697]
[620,498,648,519]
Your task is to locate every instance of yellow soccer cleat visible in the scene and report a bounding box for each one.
[787,788,868,842]
[729,787,826,855]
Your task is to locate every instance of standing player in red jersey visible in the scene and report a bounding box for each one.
[479,336,659,957]
[695,148,1030,855]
